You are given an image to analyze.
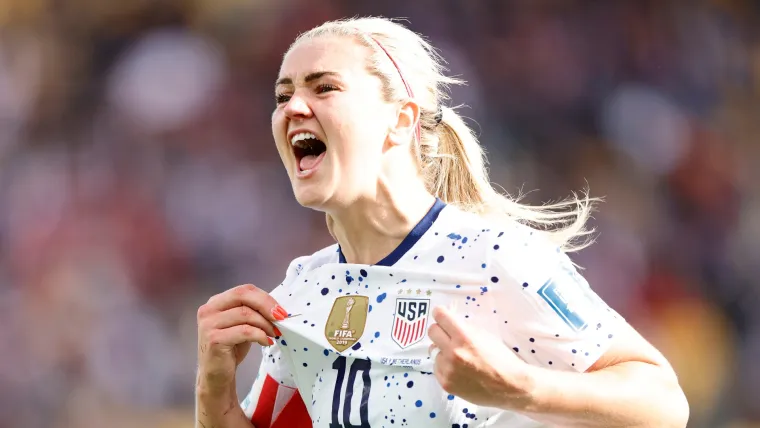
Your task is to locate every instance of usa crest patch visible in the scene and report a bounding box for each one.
[392,298,430,348]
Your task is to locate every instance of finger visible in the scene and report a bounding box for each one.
[210,306,280,337]
[433,359,452,393]
[207,325,274,348]
[428,323,453,351]
[203,284,287,322]
[432,305,466,343]
[428,344,441,361]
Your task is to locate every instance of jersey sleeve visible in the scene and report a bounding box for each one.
[489,229,622,373]
[240,343,298,420]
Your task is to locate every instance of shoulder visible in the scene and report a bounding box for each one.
[433,207,575,294]
[439,205,561,267]
[484,220,568,284]
[485,220,615,337]
[427,204,502,243]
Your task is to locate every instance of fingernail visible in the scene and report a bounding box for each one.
[267,337,274,346]
[271,305,288,321]
[274,326,282,337]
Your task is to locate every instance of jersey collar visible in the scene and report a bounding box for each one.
[338,198,447,267]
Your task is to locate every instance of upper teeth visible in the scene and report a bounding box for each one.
[291,132,317,146]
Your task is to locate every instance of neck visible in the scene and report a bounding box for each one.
[328,180,435,266]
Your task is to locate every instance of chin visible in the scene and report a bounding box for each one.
[292,183,332,211]
[288,161,342,211]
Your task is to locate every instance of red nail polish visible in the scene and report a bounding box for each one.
[274,326,282,337]
[272,305,288,321]
[267,337,274,346]
[277,306,289,319]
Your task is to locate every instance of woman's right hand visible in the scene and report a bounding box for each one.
[196,283,288,393]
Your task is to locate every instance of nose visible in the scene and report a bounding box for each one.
[283,94,313,120]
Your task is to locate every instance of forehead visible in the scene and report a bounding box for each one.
[278,36,371,82]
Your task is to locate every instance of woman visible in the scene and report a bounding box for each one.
[196,17,689,428]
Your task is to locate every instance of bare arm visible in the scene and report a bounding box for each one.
[195,375,254,428]
[515,323,689,428]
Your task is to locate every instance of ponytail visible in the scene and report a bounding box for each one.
[430,107,598,252]
[429,106,491,210]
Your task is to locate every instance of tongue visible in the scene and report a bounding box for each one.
[299,152,325,171]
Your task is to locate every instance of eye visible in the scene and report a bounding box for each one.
[275,93,291,104]
[316,84,338,94]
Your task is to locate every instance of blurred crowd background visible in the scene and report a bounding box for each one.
[0,0,758,427]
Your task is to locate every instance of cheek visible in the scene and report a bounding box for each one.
[271,111,287,148]
[337,112,388,155]
[271,109,284,135]
[322,95,389,166]
[271,112,292,165]
[332,125,379,168]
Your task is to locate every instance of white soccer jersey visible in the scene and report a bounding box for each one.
[241,200,621,428]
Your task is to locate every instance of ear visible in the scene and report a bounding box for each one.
[387,99,420,147]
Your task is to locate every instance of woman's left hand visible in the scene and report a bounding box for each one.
[427,305,537,410]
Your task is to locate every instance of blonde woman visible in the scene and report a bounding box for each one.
[196,17,689,428]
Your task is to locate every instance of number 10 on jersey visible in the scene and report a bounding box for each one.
[330,356,372,428]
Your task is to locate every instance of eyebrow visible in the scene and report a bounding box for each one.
[275,71,340,88]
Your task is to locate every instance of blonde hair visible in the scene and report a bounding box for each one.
[289,17,598,252]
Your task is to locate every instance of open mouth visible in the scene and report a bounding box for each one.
[291,132,327,174]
